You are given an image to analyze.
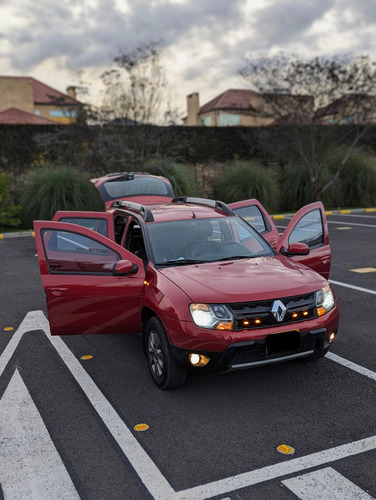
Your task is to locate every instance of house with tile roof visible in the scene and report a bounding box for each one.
[0,76,81,125]
[183,89,314,127]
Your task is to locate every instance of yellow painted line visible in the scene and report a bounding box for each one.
[325,211,333,216]
[32,231,35,237]
[134,423,149,432]
[0,234,4,240]
[277,444,295,455]
[80,355,93,360]
[272,215,285,220]
[339,209,351,214]
[365,208,376,213]
[350,267,376,274]
[4,327,14,331]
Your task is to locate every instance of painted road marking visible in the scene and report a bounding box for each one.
[0,370,79,499]
[329,280,376,296]
[1,310,376,500]
[327,353,376,382]
[282,467,374,499]
[350,267,376,273]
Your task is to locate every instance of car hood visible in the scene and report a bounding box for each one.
[159,256,327,303]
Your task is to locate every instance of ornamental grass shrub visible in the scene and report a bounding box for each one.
[20,167,104,228]
[0,170,21,231]
[212,161,280,212]
[339,152,376,208]
[146,159,202,197]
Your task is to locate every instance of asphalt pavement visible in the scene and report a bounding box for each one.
[0,211,375,499]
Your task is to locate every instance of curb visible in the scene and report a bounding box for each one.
[0,231,34,240]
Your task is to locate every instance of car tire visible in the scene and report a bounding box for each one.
[145,317,187,389]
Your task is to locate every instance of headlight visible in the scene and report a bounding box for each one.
[189,303,234,330]
[316,285,335,317]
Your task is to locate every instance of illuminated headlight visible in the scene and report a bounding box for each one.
[316,285,335,317]
[189,303,234,330]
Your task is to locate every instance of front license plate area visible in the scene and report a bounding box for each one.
[266,330,301,355]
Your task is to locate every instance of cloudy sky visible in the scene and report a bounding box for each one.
[1,0,376,119]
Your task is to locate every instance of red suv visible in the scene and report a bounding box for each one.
[34,197,339,389]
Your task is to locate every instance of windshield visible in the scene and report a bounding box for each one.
[147,216,273,266]
[99,176,174,201]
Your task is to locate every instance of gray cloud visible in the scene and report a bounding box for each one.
[1,0,376,109]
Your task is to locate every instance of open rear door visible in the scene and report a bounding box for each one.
[34,220,145,335]
[275,202,331,279]
[229,199,280,248]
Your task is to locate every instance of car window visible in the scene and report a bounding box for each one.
[101,177,171,201]
[58,217,108,237]
[232,205,267,233]
[43,228,120,274]
[147,217,273,264]
[288,209,324,248]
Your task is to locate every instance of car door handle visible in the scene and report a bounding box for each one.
[321,257,331,264]
[50,288,68,296]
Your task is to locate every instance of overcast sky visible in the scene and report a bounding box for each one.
[1,0,376,119]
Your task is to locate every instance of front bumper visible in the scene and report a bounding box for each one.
[171,327,335,374]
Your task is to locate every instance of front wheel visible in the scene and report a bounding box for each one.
[145,317,187,389]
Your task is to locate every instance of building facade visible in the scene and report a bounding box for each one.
[0,76,81,125]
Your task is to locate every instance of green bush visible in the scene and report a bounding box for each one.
[339,152,376,207]
[0,170,21,231]
[146,159,202,197]
[213,161,280,212]
[20,167,104,228]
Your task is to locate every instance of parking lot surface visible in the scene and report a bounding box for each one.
[0,210,375,499]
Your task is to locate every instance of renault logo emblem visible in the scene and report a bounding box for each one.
[271,300,287,322]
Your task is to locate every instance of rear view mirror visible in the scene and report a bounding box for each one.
[113,260,138,275]
[281,242,310,256]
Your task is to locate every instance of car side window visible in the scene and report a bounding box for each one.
[232,206,267,233]
[43,229,120,274]
[288,209,324,249]
[58,217,108,237]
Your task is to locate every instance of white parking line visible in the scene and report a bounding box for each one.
[327,221,376,228]
[2,310,376,500]
[0,370,80,499]
[282,467,374,499]
[327,353,376,382]
[329,280,376,296]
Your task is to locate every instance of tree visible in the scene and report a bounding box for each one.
[100,41,169,125]
[239,54,376,201]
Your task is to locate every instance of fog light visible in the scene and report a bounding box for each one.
[189,353,210,367]
[329,332,336,343]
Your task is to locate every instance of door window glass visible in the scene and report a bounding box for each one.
[43,229,120,274]
[58,217,108,236]
[288,209,324,248]
[232,205,267,233]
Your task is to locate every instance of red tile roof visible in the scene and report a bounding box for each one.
[0,107,59,125]
[0,76,80,106]
[199,89,259,114]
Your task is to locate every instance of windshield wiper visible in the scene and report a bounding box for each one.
[155,258,206,266]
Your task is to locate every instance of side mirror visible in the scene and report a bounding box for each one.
[281,242,310,256]
[113,259,138,276]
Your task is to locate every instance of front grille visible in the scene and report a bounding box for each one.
[228,292,317,330]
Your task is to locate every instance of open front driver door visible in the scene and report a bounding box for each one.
[34,220,145,335]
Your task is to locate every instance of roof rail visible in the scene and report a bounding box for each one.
[171,196,235,216]
[111,200,154,221]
